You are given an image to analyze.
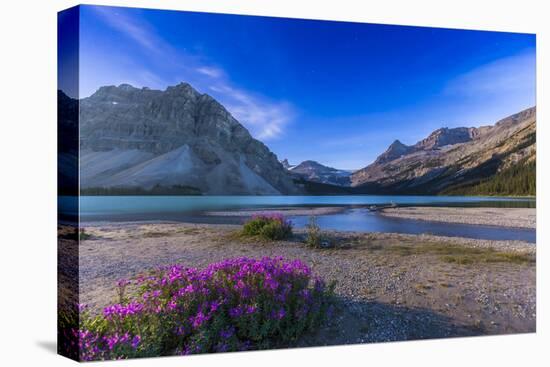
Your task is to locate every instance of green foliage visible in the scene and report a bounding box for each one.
[58,306,80,360]
[242,214,293,240]
[441,250,534,265]
[305,216,323,248]
[242,218,268,237]
[443,159,535,196]
[258,221,291,240]
[385,242,535,265]
[79,228,92,241]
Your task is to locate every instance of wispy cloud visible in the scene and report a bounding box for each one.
[444,51,536,99]
[438,49,536,127]
[89,6,294,141]
[196,66,224,79]
[92,6,170,55]
[209,84,293,140]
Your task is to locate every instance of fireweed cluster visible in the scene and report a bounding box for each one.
[67,257,334,361]
[242,213,293,240]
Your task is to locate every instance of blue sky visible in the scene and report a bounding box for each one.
[73,5,536,170]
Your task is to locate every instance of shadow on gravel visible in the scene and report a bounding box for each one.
[299,298,484,347]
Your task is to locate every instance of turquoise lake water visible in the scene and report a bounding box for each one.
[67,195,534,215]
[59,195,536,243]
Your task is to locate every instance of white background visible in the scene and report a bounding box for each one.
[0,0,547,365]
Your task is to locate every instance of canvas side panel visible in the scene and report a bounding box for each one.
[57,5,80,361]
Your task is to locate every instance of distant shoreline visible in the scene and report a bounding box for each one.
[380,206,536,229]
[78,204,536,244]
[204,205,537,229]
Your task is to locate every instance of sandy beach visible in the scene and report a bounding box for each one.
[380,206,536,229]
[69,221,535,344]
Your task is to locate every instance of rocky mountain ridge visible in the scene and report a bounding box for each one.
[351,107,536,194]
[289,160,352,186]
[280,159,294,170]
[60,82,536,196]
[77,83,299,195]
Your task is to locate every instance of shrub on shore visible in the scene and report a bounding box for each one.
[66,257,334,361]
[305,216,322,248]
[79,228,92,241]
[305,216,334,249]
[242,213,293,240]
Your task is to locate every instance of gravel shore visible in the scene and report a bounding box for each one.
[380,207,536,229]
[72,222,536,344]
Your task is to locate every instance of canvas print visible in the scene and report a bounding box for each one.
[58,4,536,361]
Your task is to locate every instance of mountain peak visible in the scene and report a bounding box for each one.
[291,160,351,186]
[280,159,292,169]
[350,107,536,192]
[414,127,474,150]
[78,81,299,195]
[118,83,137,91]
[171,82,193,90]
[300,160,322,166]
[494,106,536,128]
[165,82,200,97]
[373,139,413,164]
[389,139,406,148]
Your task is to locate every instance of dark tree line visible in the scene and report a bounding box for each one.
[443,159,535,196]
[80,184,202,196]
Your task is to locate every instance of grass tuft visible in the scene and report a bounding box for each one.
[269,234,534,266]
[383,242,534,265]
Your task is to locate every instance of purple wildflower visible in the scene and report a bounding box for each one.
[219,327,235,339]
[272,308,286,320]
[210,300,221,312]
[131,335,141,349]
[71,256,332,360]
[117,278,131,287]
[190,311,208,329]
[229,306,243,318]
[175,325,186,336]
